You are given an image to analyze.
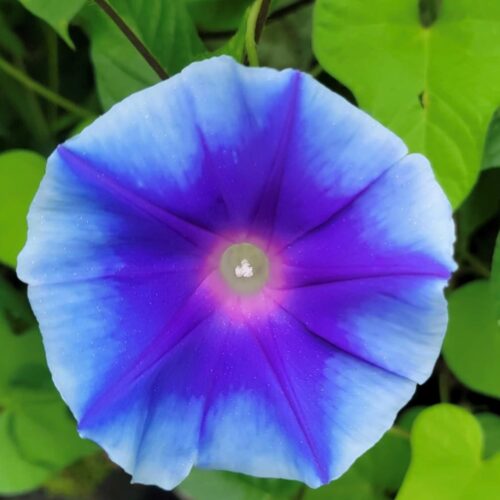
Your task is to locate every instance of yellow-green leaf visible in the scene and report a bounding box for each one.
[397,404,500,500]
[0,150,44,268]
[313,0,500,207]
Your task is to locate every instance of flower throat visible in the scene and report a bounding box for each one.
[219,242,269,295]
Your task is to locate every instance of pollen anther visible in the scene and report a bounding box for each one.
[220,243,269,295]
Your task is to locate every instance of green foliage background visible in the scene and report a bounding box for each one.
[0,0,499,498]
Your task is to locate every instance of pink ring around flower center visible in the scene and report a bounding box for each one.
[203,233,285,321]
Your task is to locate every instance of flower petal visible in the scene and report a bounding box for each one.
[255,308,416,482]
[18,150,211,419]
[75,311,320,488]
[275,276,447,383]
[18,151,205,286]
[59,56,301,235]
[18,56,455,491]
[72,308,414,489]
[267,73,409,246]
[278,153,455,383]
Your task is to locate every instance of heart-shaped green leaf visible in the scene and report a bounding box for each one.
[397,404,500,500]
[443,280,500,399]
[79,0,205,110]
[17,0,87,48]
[313,0,500,207]
[0,278,97,495]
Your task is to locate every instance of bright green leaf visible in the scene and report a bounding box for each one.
[0,278,97,495]
[79,0,205,109]
[477,413,500,459]
[178,468,300,500]
[460,454,500,500]
[0,387,97,495]
[17,0,87,48]
[78,3,159,110]
[0,281,40,388]
[443,280,500,399]
[12,397,96,469]
[0,328,43,391]
[397,404,500,500]
[483,111,500,170]
[107,0,205,74]
[0,150,44,268]
[313,0,500,207]
[0,412,52,495]
[213,8,249,62]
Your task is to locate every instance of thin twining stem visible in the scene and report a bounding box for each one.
[0,56,93,118]
[94,0,168,80]
[254,0,272,43]
[245,0,272,66]
[201,0,313,40]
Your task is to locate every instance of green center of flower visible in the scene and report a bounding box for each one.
[219,242,269,295]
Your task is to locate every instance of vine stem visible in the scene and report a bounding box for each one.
[309,63,322,78]
[201,0,313,40]
[439,370,451,403]
[45,26,59,122]
[245,0,272,66]
[293,485,307,500]
[388,426,411,439]
[0,56,93,119]
[94,0,168,80]
[462,250,491,278]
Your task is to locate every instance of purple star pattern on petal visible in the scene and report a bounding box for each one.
[18,56,455,490]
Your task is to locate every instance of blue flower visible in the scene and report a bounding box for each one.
[18,56,455,490]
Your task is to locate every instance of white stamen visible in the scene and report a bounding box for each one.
[235,259,254,278]
[220,242,269,295]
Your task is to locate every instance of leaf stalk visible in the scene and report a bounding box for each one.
[94,0,168,80]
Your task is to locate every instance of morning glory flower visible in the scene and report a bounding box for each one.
[18,56,455,490]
